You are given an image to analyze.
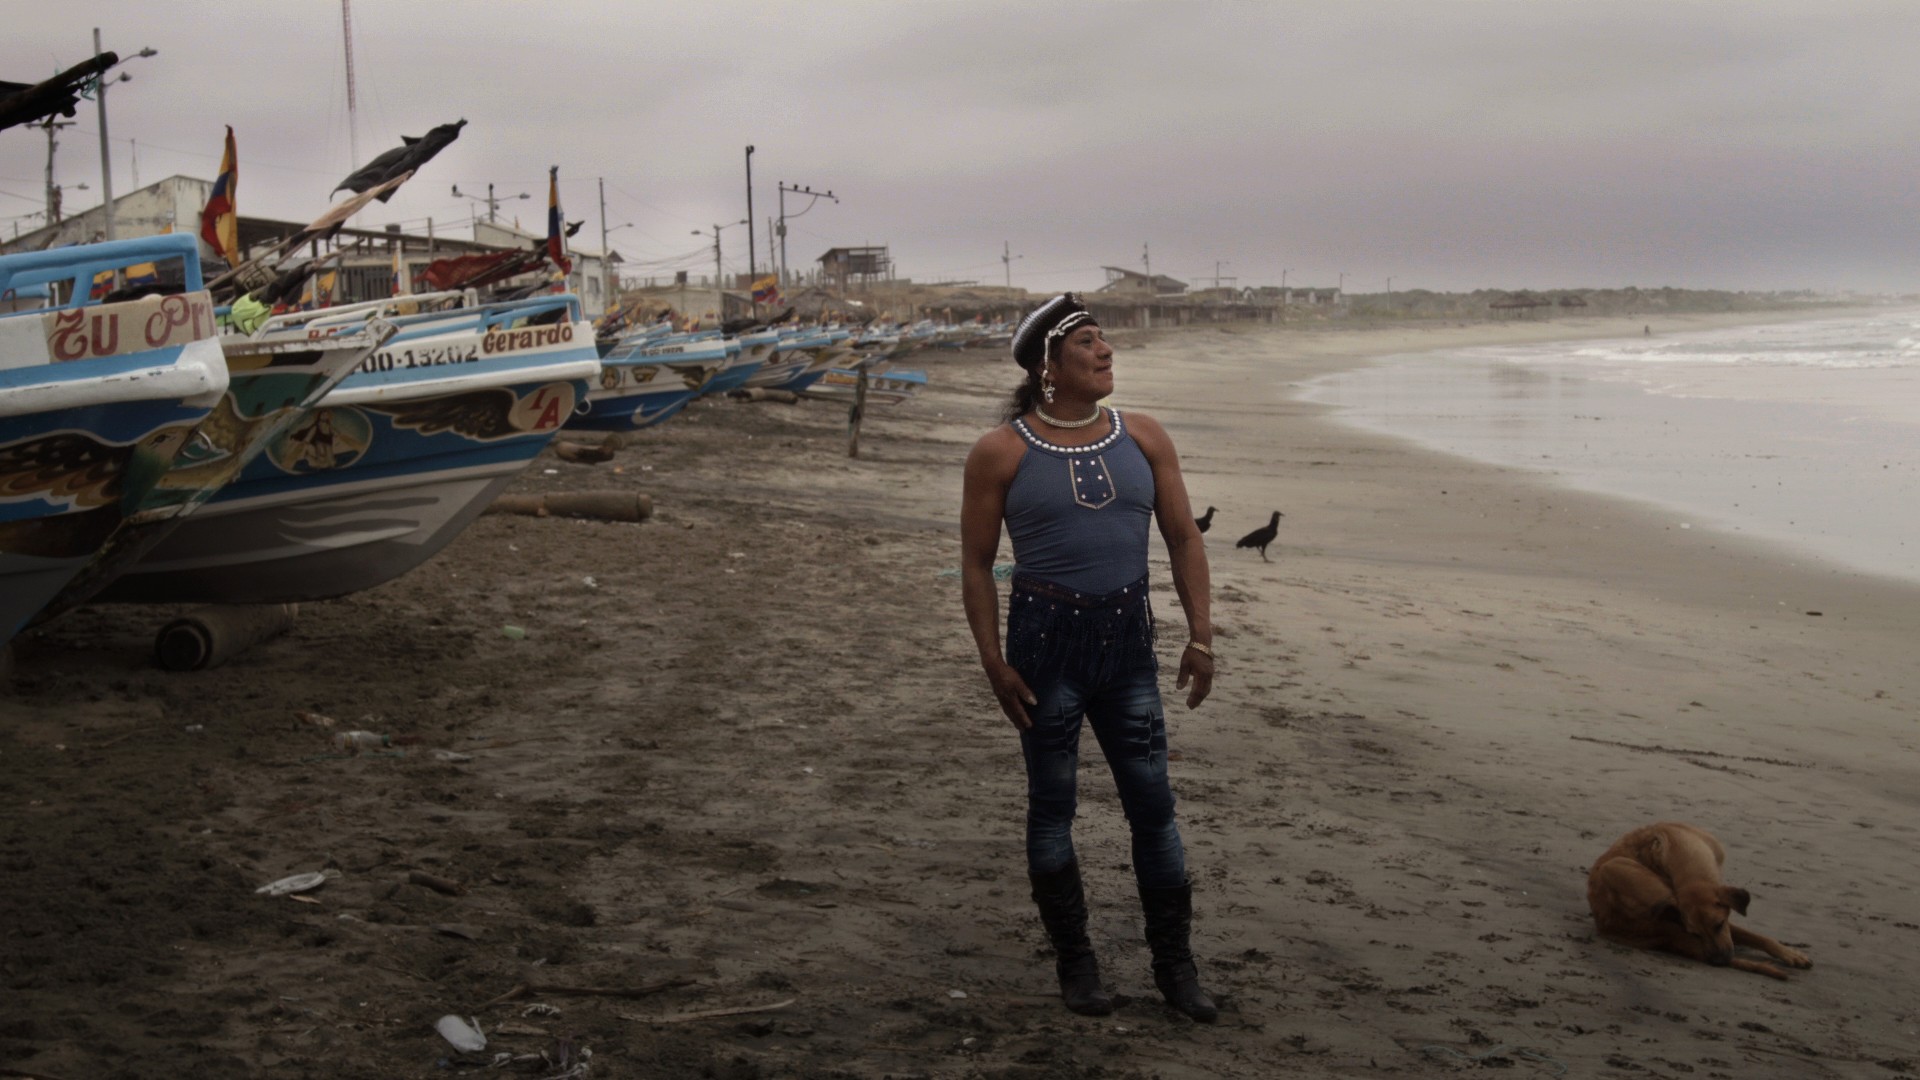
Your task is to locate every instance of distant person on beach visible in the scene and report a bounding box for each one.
[960,293,1218,1022]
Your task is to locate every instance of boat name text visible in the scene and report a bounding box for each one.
[47,292,218,363]
[482,323,574,355]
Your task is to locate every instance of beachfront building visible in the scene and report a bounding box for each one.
[1084,265,1281,328]
[1098,266,1189,298]
[818,246,891,290]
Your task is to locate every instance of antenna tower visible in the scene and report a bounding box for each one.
[341,0,359,168]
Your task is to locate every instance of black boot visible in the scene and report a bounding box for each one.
[1029,861,1114,1016]
[1138,880,1218,1023]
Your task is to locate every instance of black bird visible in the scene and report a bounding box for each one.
[1235,511,1283,561]
[1194,506,1217,534]
[332,119,467,202]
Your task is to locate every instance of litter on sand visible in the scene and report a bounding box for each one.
[255,868,340,896]
[434,1014,487,1052]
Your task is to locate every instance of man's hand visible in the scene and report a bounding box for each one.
[1176,646,1214,710]
[984,658,1038,730]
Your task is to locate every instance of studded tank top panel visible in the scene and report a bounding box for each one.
[1003,409,1156,596]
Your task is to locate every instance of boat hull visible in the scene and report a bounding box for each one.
[98,300,598,605]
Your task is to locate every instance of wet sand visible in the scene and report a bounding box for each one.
[2,312,1917,1078]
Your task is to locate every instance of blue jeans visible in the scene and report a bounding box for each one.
[1018,664,1187,890]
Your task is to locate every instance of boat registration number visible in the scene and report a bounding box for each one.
[358,344,480,373]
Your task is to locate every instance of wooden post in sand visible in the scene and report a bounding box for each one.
[847,368,869,459]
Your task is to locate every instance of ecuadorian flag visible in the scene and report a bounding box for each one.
[751,275,779,305]
[199,126,239,263]
[545,166,573,275]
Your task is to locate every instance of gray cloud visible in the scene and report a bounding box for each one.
[7,0,1919,292]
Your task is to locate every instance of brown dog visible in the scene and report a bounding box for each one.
[1587,822,1811,980]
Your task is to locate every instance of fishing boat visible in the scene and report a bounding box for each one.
[38,294,396,617]
[798,363,929,407]
[0,235,229,642]
[94,292,598,605]
[571,327,729,430]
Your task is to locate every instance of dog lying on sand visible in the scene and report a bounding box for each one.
[1587,822,1812,980]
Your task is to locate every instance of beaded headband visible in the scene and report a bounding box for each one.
[1011,293,1098,369]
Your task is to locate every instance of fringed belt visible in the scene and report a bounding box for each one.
[1005,572,1157,687]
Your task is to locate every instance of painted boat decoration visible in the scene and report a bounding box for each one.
[571,330,728,430]
[0,235,229,642]
[693,332,762,399]
[762,327,856,394]
[39,300,397,618]
[95,292,598,605]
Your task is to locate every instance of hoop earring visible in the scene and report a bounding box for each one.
[1041,362,1055,405]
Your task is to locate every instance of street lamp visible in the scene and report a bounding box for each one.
[691,220,749,289]
[776,182,837,287]
[92,29,157,245]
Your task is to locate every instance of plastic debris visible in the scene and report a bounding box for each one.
[333,730,390,752]
[256,868,340,896]
[432,749,474,763]
[501,625,527,640]
[434,1014,487,1053]
[947,989,967,1000]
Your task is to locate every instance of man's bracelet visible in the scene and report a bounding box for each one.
[1185,641,1215,659]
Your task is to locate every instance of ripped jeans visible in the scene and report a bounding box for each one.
[1006,572,1182,883]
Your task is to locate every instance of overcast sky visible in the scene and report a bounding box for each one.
[6,1,1920,294]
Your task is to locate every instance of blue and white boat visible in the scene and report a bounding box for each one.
[694,331,763,399]
[572,328,730,430]
[95,292,598,605]
[799,362,929,407]
[0,235,229,642]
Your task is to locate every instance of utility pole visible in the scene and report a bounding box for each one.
[1212,260,1230,289]
[1142,242,1151,286]
[744,145,756,292]
[1386,276,1393,301]
[93,28,115,243]
[1003,241,1022,290]
[598,177,611,315]
[776,181,836,288]
[452,183,528,225]
[42,117,74,224]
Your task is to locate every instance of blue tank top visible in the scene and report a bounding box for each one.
[1004,408,1155,595]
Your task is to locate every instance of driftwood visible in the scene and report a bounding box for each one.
[484,491,652,523]
[727,388,800,404]
[477,977,694,1010]
[626,998,797,1024]
[551,440,618,465]
[153,604,299,672]
[408,870,466,896]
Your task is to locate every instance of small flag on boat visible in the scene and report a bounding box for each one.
[545,166,573,275]
[199,126,239,264]
[751,275,779,305]
[88,262,160,299]
[391,244,406,297]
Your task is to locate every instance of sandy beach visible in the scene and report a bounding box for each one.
[3,311,1918,1079]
